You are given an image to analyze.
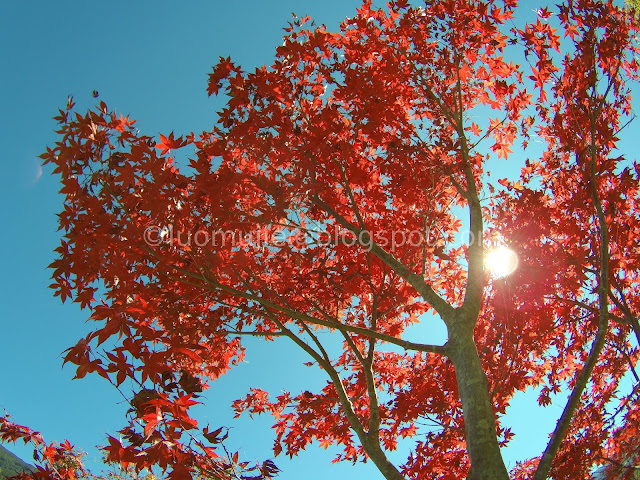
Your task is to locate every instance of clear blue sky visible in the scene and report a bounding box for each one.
[0,2,635,479]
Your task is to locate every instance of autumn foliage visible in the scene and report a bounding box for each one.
[3,0,640,479]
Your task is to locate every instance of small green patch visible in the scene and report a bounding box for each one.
[0,445,34,479]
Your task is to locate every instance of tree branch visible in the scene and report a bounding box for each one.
[533,83,611,480]
[310,193,455,321]
[163,268,448,356]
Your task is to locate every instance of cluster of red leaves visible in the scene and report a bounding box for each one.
[489,2,640,477]
[1,415,87,480]
[6,0,639,479]
[1,413,278,480]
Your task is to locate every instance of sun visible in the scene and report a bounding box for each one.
[485,246,518,278]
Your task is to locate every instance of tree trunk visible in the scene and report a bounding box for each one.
[448,323,509,480]
[361,439,407,480]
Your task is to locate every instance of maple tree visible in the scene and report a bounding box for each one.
[3,0,640,479]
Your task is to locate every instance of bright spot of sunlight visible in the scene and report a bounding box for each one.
[485,246,518,278]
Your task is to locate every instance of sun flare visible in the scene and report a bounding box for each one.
[485,246,518,278]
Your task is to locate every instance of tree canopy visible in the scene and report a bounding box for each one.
[2,0,640,479]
